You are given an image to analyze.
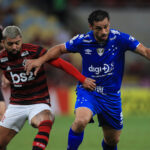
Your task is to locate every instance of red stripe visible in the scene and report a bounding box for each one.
[12,84,48,96]
[39,120,53,132]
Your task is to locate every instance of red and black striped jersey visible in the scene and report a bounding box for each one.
[0,43,50,105]
[0,43,86,105]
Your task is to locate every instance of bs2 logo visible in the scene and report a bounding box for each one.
[10,72,35,84]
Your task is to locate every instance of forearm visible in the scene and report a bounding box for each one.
[50,58,86,83]
[39,44,66,64]
[145,48,150,60]
[136,44,150,60]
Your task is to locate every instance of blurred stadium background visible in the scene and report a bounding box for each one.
[0,0,150,149]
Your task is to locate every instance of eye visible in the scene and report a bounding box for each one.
[7,42,13,46]
[16,42,20,45]
[104,25,108,29]
[95,27,102,31]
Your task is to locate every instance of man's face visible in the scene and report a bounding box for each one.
[3,35,22,54]
[90,17,110,43]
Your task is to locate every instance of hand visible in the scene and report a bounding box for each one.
[25,59,42,76]
[82,78,96,91]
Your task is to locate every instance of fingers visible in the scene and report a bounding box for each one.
[34,67,40,76]
[88,83,96,91]
[83,78,96,91]
[24,59,40,76]
[24,60,32,75]
[26,65,33,76]
[24,59,31,70]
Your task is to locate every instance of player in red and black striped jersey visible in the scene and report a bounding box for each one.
[0,26,96,150]
[0,25,6,121]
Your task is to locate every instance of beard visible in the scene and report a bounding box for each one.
[95,34,109,45]
[7,50,21,58]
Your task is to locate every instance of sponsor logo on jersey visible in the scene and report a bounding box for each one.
[21,51,29,57]
[0,57,8,63]
[88,63,114,75]
[85,49,92,55]
[10,71,35,84]
[97,48,104,56]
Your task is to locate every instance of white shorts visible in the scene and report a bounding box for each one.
[0,103,53,132]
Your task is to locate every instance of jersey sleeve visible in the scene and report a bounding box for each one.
[65,34,83,53]
[120,32,140,51]
[47,58,86,83]
[35,46,47,58]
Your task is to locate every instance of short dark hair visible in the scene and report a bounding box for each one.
[88,10,110,26]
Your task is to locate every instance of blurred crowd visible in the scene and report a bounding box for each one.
[0,0,150,87]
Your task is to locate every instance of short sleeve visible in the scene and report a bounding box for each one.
[35,46,47,58]
[65,34,83,53]
[120,32,140,51]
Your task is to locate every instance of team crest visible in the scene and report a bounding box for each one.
[97,48,104,56]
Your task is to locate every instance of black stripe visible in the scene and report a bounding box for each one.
[12,78,47,92]
[33,146,42,150]
[35,46,44,58]
[34,138,48,145]
[11,87,49,98]
[38,132,49,138]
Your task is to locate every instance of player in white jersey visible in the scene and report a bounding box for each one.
[25,10,150,150]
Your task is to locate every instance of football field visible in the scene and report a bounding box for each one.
[8,115,150,150]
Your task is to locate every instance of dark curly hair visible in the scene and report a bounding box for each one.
[88,10,109,26]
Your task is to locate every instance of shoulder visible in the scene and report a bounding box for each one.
[0,49,7,58]
[22,43,43,52]
[68,31,94,45]
[110,29,132,39]
[0,50,8,66]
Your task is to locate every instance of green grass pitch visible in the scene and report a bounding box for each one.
[7,115,150,150]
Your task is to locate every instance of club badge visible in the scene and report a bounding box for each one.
[97,48,104,56]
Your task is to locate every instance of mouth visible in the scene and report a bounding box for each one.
[11,50,18,54]
[100,36,108,41]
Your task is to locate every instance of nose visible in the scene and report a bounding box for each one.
[12,43,17,49]
[101,28,107,35]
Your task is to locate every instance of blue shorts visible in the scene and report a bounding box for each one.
[75,87,123,130]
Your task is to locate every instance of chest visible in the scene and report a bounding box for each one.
[81,42,123,65]
[2,52,34,84]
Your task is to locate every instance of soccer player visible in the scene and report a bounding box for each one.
[0,25,96,150]
[0,26,7,121]
[25,10,150,150]
[0,25,7,150]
